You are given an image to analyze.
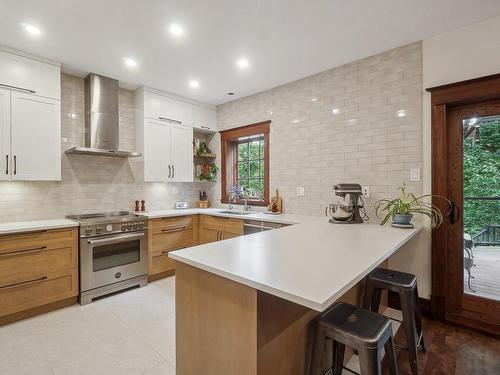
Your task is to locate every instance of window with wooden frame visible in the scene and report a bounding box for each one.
[220,121,270,206]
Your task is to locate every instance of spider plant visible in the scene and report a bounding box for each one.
[374,186,450,228]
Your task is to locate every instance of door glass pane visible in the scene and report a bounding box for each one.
[93,240,141,272]
[462,115,500,301]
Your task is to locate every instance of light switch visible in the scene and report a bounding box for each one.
[410,168,421,182]
[296,187,305,196]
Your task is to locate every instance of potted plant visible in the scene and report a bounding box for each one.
[374,186,450,228]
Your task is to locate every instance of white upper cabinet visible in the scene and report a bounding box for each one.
[143,119,171,182]
[0,87,10,181]
[0,50,60,99]
[192,105,217,132]
[143,91,192,126]
[170,124,193,182]
[10,92,61,181]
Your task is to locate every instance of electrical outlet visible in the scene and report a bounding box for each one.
[410,168,421,182]
[296,187,305,196]
[362,186,370,198]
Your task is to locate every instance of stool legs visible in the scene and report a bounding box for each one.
[332,341,345,375]
[400,291,419,375]
[358,347,381,375]
[363,284,382,313]
[413,286,426,353]
[384,334,398,375]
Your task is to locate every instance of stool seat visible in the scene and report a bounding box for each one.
[310,302,398,375]
[320,302,391,346]
[367,268,416,290]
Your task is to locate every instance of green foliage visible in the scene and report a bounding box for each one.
[237,139,265,199]
[374,186,449,228]
[463,120,500,235]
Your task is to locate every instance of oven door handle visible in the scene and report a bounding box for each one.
[87,233,145,246]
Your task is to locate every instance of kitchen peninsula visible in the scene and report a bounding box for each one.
[170,220,421,375]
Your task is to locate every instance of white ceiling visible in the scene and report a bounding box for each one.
[1,0,500,105]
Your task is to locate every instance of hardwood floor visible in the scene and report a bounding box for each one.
[385,317,500,374]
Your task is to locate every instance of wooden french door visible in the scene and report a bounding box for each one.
[429,74,500,335]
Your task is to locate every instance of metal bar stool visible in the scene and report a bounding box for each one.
[363,268,426,375]
[310,302,398,375]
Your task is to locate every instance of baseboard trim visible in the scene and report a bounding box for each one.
[388,291,431,317]
[0,297,77,326]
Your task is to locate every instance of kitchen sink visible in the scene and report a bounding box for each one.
[218,210,253,215]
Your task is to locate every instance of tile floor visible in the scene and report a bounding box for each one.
[0,277,176,375]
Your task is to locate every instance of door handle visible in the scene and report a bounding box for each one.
[0,83,36,94]
[200,125,210,130]
[0,276,47,290]
[13,155,16,175]
[168,165,171,178]
[449,201,460,224]
[5,155,8,175]
[172,165,175,178]
[158,117,182,124]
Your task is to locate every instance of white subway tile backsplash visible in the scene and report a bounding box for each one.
[217,42,423,218]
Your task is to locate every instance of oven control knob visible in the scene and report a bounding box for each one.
[95,225,103,233]
[105,224,113,232]
[85,227,92,235]
[114,272,122,279]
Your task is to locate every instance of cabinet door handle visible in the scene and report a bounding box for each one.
[0,245,47,257]
[161,226,187,233]
[158,117,182,125]
[168,165,171,178]
[0,276,47,290]
[172,165,175,178]
[13,155,16,175]
[0,83,36,94]
[5,155,8,175]
[200,125,210,130]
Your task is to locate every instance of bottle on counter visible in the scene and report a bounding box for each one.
[141,200,146,212]
[134,200,140,212]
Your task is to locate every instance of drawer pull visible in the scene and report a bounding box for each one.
[161,226,188,233]
[0,276,48,290]
[0,245,47,257]
[0,229,48,239]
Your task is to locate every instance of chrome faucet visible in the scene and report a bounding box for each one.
[243,194,251,211]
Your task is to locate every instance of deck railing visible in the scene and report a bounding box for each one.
[465,196,500,246]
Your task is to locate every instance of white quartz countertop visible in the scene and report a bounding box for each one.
[170,221,421,312]
[0,219,78,235]
[137,208,318,225]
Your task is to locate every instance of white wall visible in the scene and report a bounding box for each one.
[389,15,500,299]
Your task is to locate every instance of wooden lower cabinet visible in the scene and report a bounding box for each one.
[199,215,243,244]
[0,227,78,325]
[148,216,199,280]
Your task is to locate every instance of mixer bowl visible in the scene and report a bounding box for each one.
[329,203,354,221]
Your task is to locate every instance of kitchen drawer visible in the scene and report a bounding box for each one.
[0,228,77,255]
[0,269,78,317]
[200,215,243,234]
[0,244,77,285]
[151,216,194,234]
[150,249,178,276]
[151,226,195,253]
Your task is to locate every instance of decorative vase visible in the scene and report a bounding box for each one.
[392,213,413,226]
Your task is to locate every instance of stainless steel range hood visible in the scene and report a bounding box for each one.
[65,73,141,157]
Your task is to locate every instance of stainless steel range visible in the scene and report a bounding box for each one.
[67,211,148,305]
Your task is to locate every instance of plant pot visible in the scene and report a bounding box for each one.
[392,213,413,226]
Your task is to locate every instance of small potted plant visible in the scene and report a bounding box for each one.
[374,186,450,228]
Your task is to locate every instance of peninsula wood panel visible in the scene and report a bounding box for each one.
[176,262,258,375]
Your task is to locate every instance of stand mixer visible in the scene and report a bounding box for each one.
[325,183,367,224]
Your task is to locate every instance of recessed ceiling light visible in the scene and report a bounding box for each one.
[236,58,250,69]
[169,23,185,37]
[123,57,137,68]
[21,23,41,36]
[189,79,200,89]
